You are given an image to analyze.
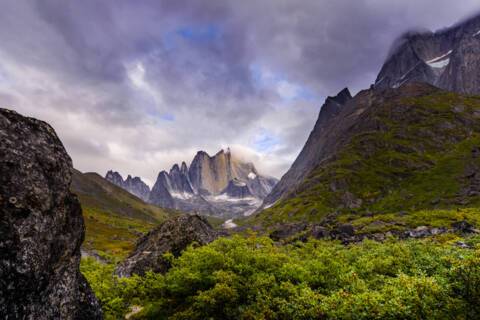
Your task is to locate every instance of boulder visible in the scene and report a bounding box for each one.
[115,215,218,277]
[0,109,102,319]
[269,223,308,241]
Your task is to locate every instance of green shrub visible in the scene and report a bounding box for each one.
[82,235,480,319]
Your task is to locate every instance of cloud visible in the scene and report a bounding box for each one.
[0,0,479,185]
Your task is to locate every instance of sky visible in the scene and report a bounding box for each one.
[1,1,480,186]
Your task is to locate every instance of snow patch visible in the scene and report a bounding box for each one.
[474,30,480,37]
[209,194,257,202]
[264,200,278,209]
[170,191,194,200]
[222,219,238,229]
[427,58,450,69]
[248,172,257,180]
[426,50,452,69]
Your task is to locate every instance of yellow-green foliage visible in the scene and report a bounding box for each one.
[83,207,157,258]
[72,171,176,258]
[337,207,480,234]
[82,235,480,319]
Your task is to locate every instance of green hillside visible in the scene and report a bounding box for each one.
[250,84,480,232]
[71,170,176,258]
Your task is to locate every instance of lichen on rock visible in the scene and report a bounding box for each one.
[0,109,102,319]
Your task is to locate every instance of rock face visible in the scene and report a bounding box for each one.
[263,88,352,207]
[221,179,253,198]
[375,14,480,94]
[0,109,102,319]
[149,149,277,218]
[115,215,218,277]
[105,170,150,202]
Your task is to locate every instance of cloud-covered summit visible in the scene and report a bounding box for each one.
[0,0,479,184]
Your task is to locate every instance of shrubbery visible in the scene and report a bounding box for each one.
[81,235,480,319]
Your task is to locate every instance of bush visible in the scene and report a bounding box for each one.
[81,235,480,319]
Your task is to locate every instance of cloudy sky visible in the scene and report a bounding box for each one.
[1,1,480,185]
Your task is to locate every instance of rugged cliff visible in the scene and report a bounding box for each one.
[375,14,480,95]
[263,88,352,207]
[149,149,277,218]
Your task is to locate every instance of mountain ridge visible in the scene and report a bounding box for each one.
[375,14,480,94]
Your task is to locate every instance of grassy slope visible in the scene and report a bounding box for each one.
[72,170,176,258]
[250,87,480,231]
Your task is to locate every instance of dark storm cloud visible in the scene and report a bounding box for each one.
[0,0,479,182]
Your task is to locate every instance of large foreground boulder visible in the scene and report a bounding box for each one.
[116,215,218,277]
[0,109,102,319]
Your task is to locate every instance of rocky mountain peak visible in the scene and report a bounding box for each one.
[149,149,278,218]
[316,87,353,127]
[105,170,151,202]
[263,88,353,207]
[170,163,181,175]
[375,13,480,94]
[106,170,124,186]
[181,161,188,173]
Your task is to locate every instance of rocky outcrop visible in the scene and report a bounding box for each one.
[0,109,102,319]
[115,215,218,277]
[375,14,480,94]
[105,170,150,202]
[149,149,277,218]
[269,221,479,244]
[263,88,352,207]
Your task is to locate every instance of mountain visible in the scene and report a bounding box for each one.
[149,149,278,218]
[375,14,480,94]
[252,82,480,235]
[72,170,174,257]
[253,15,480,234]
[263,88,352,208]
[105,170,150,202]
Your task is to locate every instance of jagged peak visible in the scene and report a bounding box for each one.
[170,163,180,174]
[215,149,226,156]
[326,87,352,104]
[105,170,123,180]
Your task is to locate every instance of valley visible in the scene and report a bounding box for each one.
[3,4,480,320]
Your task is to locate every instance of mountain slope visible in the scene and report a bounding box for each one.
[71,170,174,257]
[252,83,480,231]
[375,14,480,94]
[263,88,352,207]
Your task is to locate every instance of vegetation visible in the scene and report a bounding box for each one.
[72,170,175,257]
[82,234,480,319]
[250,91,480,228]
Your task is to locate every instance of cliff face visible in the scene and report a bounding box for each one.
[149,149,277,218]
[0,109,102,319]
[375,14,480,95]
[263,88,352,207]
